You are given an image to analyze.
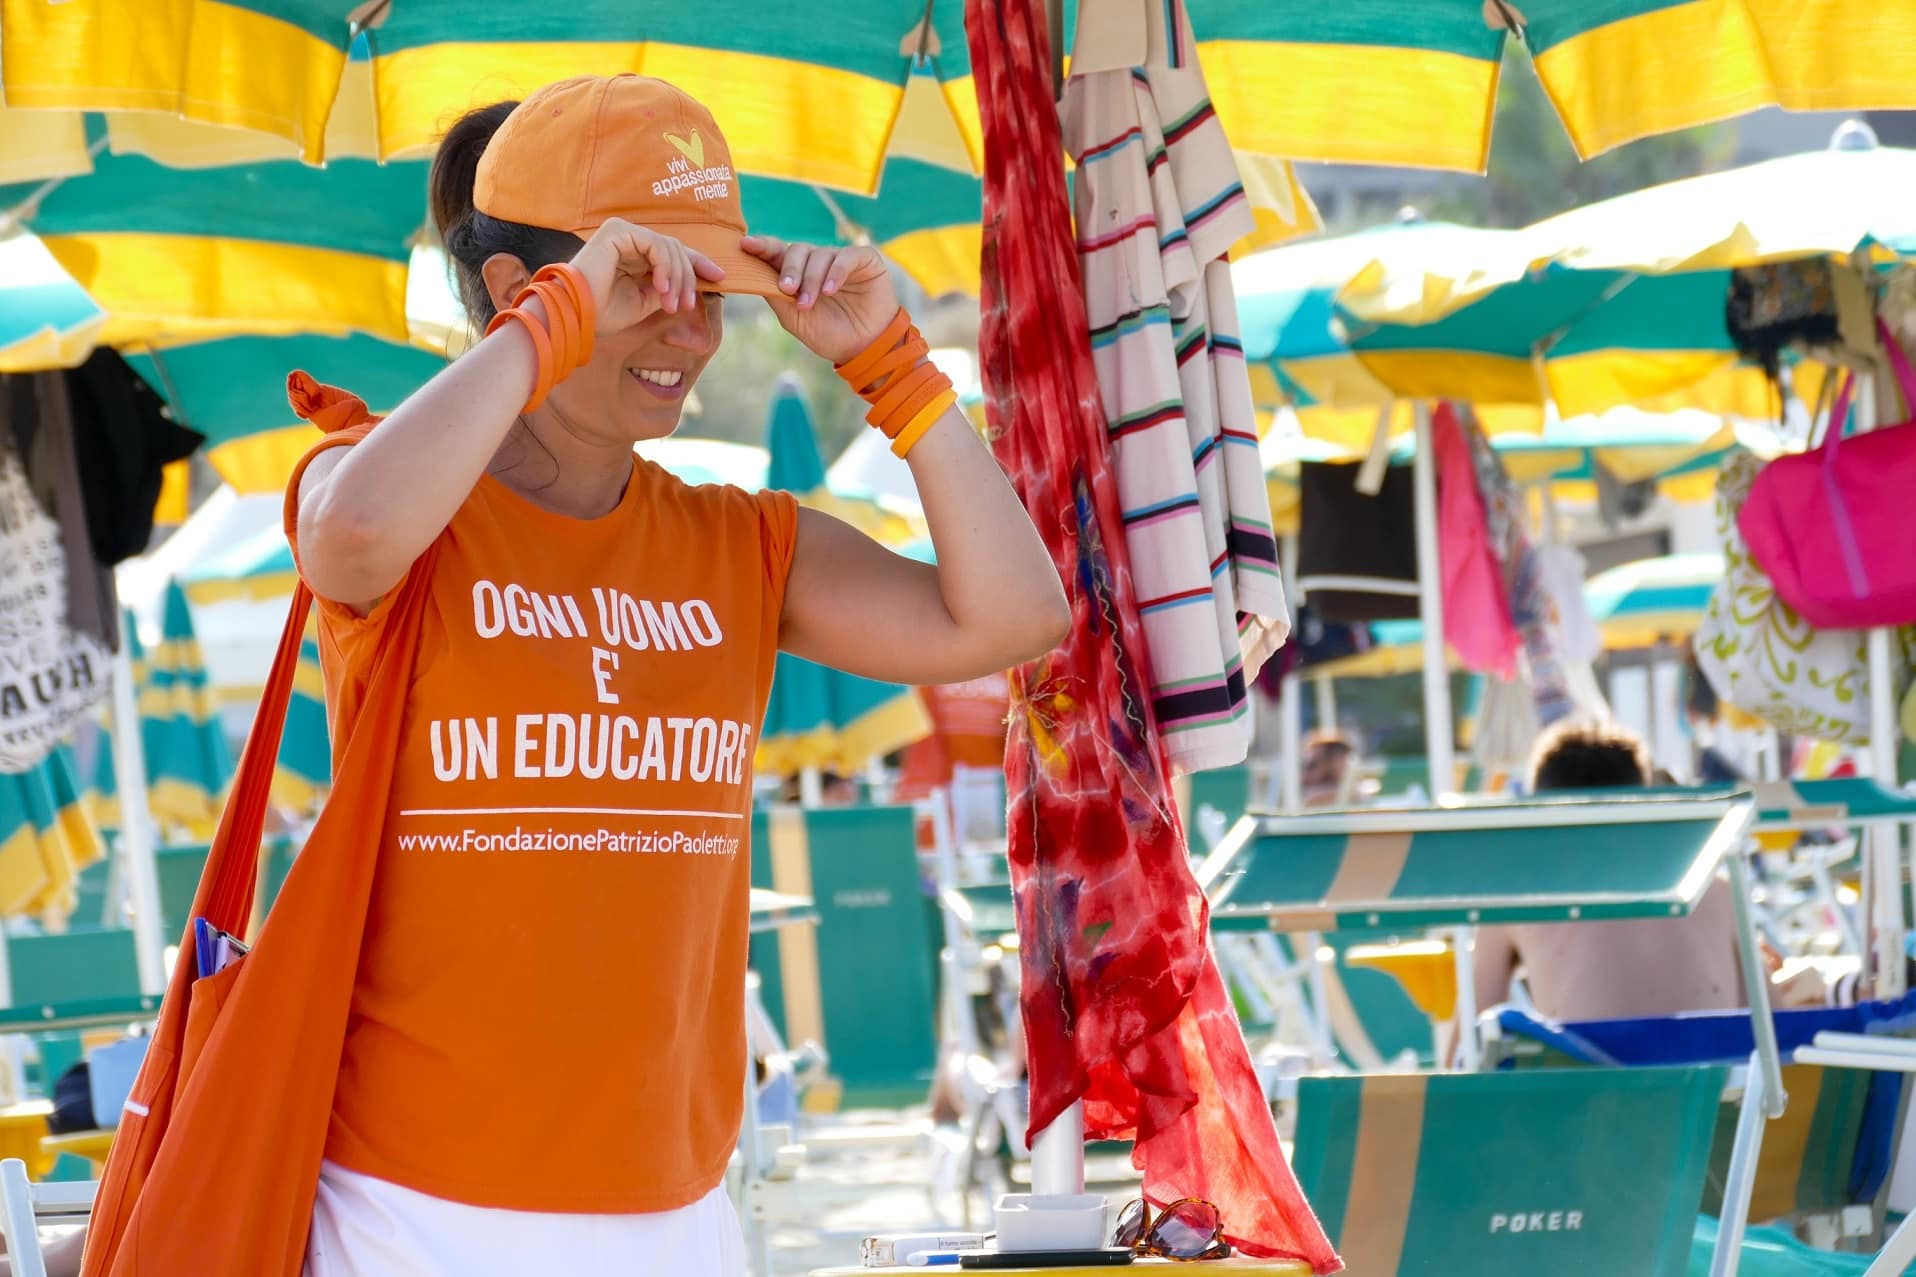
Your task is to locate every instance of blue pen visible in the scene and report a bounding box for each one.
[905,1252,962,1267]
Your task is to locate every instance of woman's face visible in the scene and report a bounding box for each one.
[550,291,724,443]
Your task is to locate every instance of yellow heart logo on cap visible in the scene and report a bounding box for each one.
[665,130,705,167]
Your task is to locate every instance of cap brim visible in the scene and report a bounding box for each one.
[670,223,786,299]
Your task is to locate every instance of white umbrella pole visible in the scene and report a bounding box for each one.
[1855,371,1906,997]
[110,644,166,996]
[1412,403,1455,801]
[1279,535,1303,812]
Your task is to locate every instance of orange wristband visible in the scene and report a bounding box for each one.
[868,362,949,436]
[835,309,914,393]
[531,280,577,375]
[533,263,596,365]
[890,389,955,458]
[486,306,555,411]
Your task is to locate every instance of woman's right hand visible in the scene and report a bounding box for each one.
[569,217,726,332]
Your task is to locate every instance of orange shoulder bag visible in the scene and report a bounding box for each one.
[82,387,437,1276]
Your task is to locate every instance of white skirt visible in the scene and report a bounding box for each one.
[305,1159,747,1277]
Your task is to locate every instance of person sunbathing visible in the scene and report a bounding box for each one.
[1472,722,1747,1022]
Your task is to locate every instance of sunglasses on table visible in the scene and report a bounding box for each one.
[1112,1197,1231,1261]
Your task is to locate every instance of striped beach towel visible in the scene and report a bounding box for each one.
[1063,0,1291,773]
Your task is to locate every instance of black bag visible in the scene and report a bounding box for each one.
[1296,462,1418,622]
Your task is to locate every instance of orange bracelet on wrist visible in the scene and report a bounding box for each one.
[486,305,556,411]
[486,262,597,413]
[835,307,955,445]
[889,388,956,458]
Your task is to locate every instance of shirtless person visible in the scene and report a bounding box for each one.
[1472,722,1746,1022]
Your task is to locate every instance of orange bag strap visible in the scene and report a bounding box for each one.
[191,584,313,938]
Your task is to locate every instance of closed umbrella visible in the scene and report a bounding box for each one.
[0,747,106,925]
[139,584,234,838]
[757,381,930,775]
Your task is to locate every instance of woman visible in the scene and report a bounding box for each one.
[290,75,1066,1275]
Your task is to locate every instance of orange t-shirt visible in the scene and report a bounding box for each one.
[287,432,797,1213]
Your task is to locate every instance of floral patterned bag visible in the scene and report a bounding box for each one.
[1697,451,1914,745]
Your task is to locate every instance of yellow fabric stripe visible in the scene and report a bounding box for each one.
[1199,39,1496,172]
[206,426,322,498]
[1233,152,1324,257]
[153,460,191,527]
[1545,348,1742,417]
[137,683,221,724]
[0,99,91,184]
[43,234,409,346]
[889,72,979,174]
[370,42,900,192]
[0,0,347,163]
[1352,349,1542,406]
[1280,353,1405,412]
[1749,1064,1824,1222]
[1343,1073,1427,1274]
[270,765,327,815]
[1538,1,1916,160]
[755,690,931,776]
[938,76,987,178]
[767,807,827,1062]
[182,571,301,606]
[147,777,222,839]
[884,225,982,299]
[0,317,109,376]
[104,57,379,166]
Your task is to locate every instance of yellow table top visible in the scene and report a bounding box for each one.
[41,1128,114,1164]
[813,1261,1313,1275]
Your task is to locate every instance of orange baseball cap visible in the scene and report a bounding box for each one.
[474,75,782,298]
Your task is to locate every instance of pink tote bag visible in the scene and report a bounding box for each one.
[1740,322,1916,631]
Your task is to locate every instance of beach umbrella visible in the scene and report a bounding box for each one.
[757,381,930,775]
[764,376,924,544]
[0,118,427,352]
[0,747,106,925]
[125,334,447,495]
[0,4,982,188]
[137,584,234,838]
[1233,219,1534,415]
[1582,552,1723,650]
[0,229,105,372]
[1311,552,1724,679]
[1262,407,1746,534]
[1332,142,1916,416]
[1169,2,1916,173]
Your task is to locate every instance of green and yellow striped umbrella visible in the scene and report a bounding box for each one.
[138,583,235,838]
[758,381,930,775]
[1308,551,1725,678]
[1,3,980,190]
[1333,144,1916,416]
[126,333,447,495]
[1180,1,1916,173]
[0,229,105,372]
[0,746,107,925]
[0,117,427,350]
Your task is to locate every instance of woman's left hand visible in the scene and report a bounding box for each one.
[740,236,899,364]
